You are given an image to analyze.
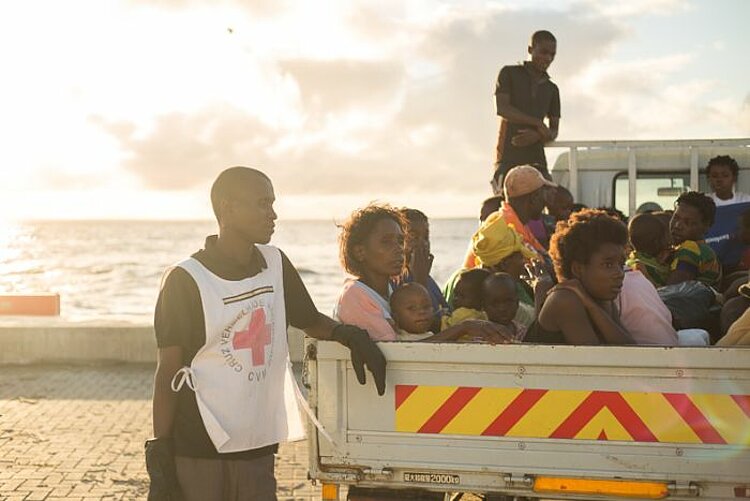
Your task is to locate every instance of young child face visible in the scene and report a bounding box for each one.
[453,277,483,310]
[482,279,519,325]
[392,287,434,334]
[707,163,735,198]
[406,220,429,251]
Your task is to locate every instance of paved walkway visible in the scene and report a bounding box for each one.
[0,364,328,501]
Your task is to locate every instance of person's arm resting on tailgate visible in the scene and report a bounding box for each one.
[304,313,387,396]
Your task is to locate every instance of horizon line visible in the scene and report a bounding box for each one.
[6,215,479,224]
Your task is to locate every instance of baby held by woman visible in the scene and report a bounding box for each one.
[335,203,511,344]
[392,273,526,342]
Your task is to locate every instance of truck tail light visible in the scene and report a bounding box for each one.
[321,482,340,500]
[534,476,669,499]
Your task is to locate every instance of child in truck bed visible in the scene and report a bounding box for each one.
[667,191,721,286]
[391,283,510,344]
[441,268,489,329]
[626,212,671,286]
[482,272,527,341]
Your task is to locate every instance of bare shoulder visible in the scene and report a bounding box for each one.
[539,288,585,328]
[545,287,583,310]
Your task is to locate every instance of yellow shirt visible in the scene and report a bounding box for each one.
[441,307,487,330]
[717,308,750,346]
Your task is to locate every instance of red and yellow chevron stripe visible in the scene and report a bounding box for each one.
[394,385,750,445]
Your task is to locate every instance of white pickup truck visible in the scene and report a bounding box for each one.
[305,138,750,500]
[305,341,750,501]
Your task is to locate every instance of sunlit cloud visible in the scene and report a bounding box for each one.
[0,0,746,220]
[583,0,692,17]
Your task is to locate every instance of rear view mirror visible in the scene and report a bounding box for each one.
[657,187,686,197]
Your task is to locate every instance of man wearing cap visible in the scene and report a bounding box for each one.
[501,165,557,260]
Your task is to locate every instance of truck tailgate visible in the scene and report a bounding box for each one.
[308,342,750,499]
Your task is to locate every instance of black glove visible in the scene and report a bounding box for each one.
[145,437,183,501]
[331,324,387,396]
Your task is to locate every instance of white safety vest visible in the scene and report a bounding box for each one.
[170,245,306,453]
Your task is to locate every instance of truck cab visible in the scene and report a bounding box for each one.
[547,139,750,215]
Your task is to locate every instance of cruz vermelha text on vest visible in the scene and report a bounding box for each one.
[220,301,271,382]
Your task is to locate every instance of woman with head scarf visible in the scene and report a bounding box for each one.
[444,212,542,328]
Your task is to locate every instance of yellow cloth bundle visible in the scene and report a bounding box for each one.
[441,307,487,330]
[471,212,535,267]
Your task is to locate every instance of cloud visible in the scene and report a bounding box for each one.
[99,107,275,190]
[583,0,692,17]
[279,59,405,112]
[559,52,747,140]
[99,2,746,202]
[126,0,284,16]
[32,170,110,190]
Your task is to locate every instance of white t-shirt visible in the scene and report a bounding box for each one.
[396,329,434,341]
[708,191,750,207]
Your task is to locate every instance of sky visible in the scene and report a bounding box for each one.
[0,0,748,221]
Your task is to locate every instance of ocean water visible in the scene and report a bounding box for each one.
[0,219,477,325]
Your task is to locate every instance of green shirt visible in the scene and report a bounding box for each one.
[626,250,669,287]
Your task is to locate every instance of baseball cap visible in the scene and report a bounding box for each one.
[503,165,557,198]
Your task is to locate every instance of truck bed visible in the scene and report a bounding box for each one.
[307,342,750,500]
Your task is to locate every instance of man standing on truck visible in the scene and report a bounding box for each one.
[492,30,560,194]
[146,166,387,501]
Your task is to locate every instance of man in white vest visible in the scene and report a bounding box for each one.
[147,167,387,500]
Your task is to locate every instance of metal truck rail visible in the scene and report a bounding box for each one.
[306,341,750,500]
[547,138,750,215]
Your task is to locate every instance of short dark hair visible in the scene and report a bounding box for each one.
[210,166,270,220]
[706,155,739,178]
[458,268,491,289]
[338,204,405,277]
[400,207,429,240]
[390,282,430,310]
[482,272,517,296]
[675,191,716,227]
[549,209,628,281]
[480,195,503,222]
[531,30,556,46]
[628,213,667,256]
[596,206,629,225]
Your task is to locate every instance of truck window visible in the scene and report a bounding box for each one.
[613,171,690,215]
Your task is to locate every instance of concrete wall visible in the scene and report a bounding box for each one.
[0,326,306,365]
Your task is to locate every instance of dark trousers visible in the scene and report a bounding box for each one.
[175,454,277,501]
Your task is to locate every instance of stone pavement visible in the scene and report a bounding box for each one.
[0,364,330,501]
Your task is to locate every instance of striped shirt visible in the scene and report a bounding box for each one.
[670,240,721,286]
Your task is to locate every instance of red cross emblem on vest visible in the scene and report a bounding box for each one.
[232,308,272,366]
